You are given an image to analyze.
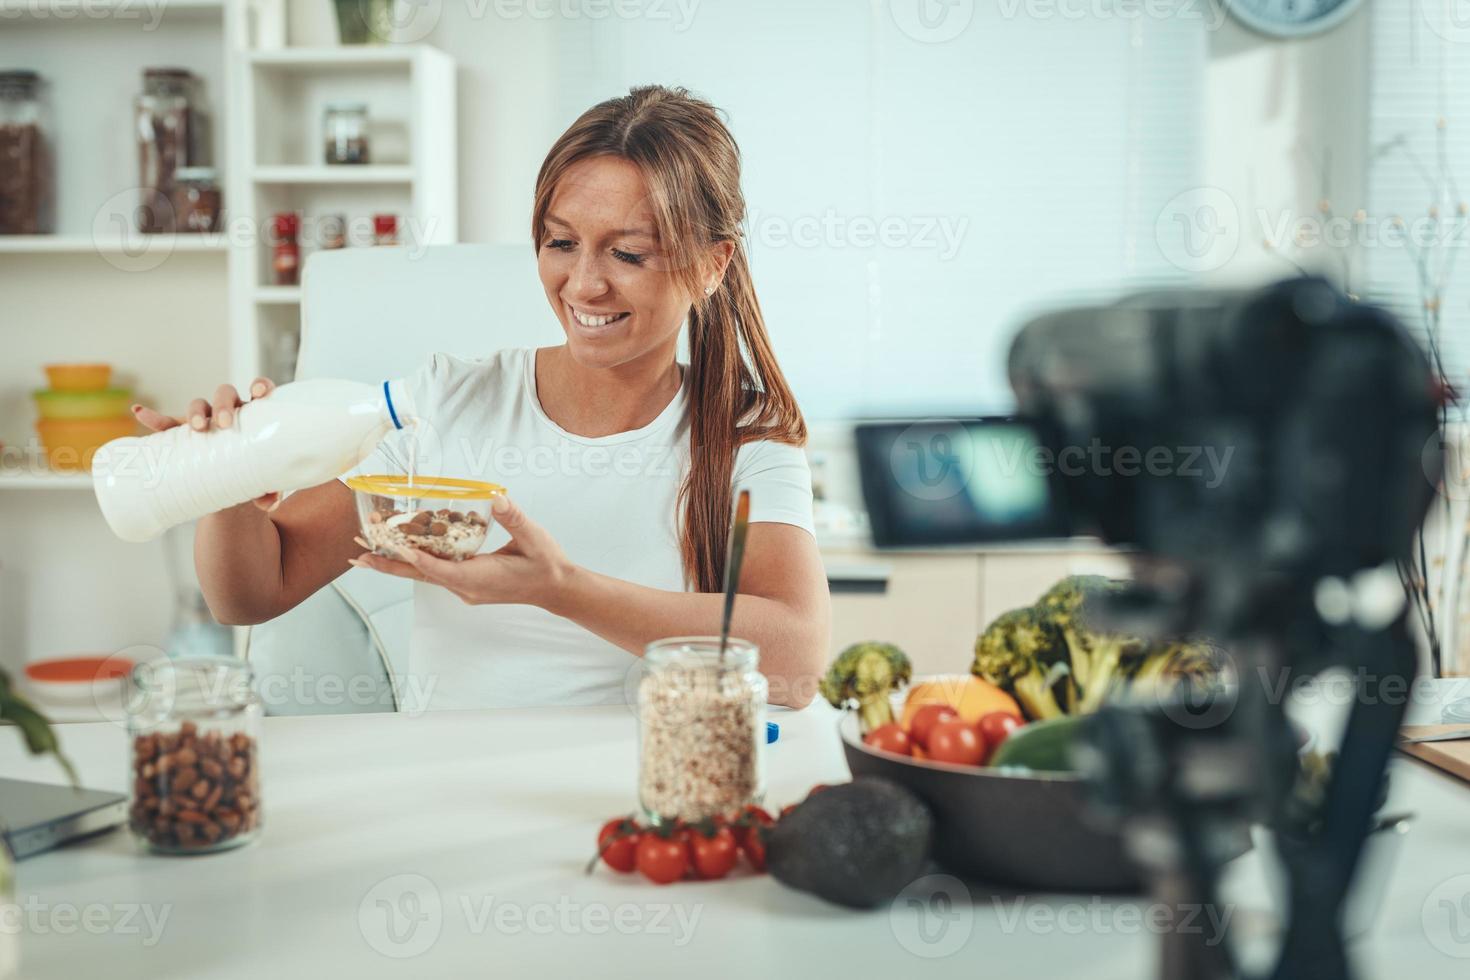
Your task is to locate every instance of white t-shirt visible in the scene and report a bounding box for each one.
[345,348,815,711]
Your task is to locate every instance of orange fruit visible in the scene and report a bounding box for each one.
[901,676,1020,728]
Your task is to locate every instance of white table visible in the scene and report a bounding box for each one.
[4,685,1470,979]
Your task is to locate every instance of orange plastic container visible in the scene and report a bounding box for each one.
[44,363,112,392]
[36,416,138,471]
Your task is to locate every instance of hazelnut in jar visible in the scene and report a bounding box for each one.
[637,637,766,825]
[125,656,263,855]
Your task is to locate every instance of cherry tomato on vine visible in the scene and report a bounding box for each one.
[636,832,690,885]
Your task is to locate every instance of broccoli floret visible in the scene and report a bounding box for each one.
[820,642,913,733]
[1127,638,1226,690]
[971,608,1068,721]
[1035,576,1141,714]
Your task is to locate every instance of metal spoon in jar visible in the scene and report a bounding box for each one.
[718,490,751,662]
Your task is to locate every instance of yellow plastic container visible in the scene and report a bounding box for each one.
[36,416,138,471]
[43,364,113,392]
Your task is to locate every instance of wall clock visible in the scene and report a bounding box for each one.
[1220,0,1367,39]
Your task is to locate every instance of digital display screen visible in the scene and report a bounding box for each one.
[855,419,1069,547]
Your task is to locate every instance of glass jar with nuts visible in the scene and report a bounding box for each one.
[125,656,262,855]
[637,637,767,825]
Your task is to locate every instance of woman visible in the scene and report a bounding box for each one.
[135,85,830,711]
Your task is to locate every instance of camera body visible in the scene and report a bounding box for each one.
[856,278,1442,980]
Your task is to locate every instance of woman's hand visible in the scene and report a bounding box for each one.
[132,378,287,512]
[349,495,576,608]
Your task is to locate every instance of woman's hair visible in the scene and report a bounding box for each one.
[532,85,806,593]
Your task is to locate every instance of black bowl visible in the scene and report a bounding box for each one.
[838,712,1144,892]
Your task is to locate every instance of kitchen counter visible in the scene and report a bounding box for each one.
[4,686,1470,979]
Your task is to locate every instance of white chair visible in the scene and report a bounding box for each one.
[243,244,561,714]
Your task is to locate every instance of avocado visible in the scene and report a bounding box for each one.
[989,714,1084,773]
[766,778,933,909]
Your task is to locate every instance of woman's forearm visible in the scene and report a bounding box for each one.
[545,566,830,708]
[194,503,284,625]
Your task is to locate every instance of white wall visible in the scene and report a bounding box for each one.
[0,1,1377,672]
[1199,7,1372,287]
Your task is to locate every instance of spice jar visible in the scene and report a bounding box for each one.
[272,212,300,285]
[0,70,49,235]
[324,102,370,165]
[125,655,263,855]
[171,167,221,233]
[320,213,346,250]
[136,68,197,234]
[373,213,398,247]
[637,637,766,825]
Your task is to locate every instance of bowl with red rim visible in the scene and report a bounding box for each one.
[23,655,135,705]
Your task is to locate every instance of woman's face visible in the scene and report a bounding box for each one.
[537,155,706,372]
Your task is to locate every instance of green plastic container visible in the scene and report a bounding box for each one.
[33,388,133,421]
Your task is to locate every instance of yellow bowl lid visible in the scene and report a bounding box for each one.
[345,474,505,500]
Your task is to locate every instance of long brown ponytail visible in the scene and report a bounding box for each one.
[532,85,806,592]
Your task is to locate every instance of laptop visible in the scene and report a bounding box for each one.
[0,779,127,859]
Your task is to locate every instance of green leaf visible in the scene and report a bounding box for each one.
[0,667,79,786]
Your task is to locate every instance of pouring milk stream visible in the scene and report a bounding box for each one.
[92,378,415,543]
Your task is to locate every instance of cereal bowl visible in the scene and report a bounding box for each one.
[344,475,505,561]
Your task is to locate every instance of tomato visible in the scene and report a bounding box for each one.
[908,704,959,750]
[595,817,641,873]
[864,723,913,757]
[926,717,986,766]
[739,825,769,872]
[977,711,1024,762]
[636,832,690,885]
[732,805,774,849]
[687,825,739,880]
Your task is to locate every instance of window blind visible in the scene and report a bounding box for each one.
[554,0,1207,418]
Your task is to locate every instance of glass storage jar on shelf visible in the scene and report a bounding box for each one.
[125,656,263,855]
[637,637,766,825]
[136,68,198,234]
[171,166,221,233]
[0,70,50,235]
[324,102,370,164]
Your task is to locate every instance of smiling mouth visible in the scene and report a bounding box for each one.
[567,302,630,329]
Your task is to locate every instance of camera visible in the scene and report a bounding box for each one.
[856,277,1442,980]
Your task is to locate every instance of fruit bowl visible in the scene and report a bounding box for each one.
[838,709,1144,892]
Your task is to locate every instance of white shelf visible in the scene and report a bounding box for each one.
[0,467,94,491]
[0,234,230,255]
[255,286,301,305]
[249,47,420,72]
[252,166,414,185]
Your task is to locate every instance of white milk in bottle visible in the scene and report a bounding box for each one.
[93,378,415,543]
